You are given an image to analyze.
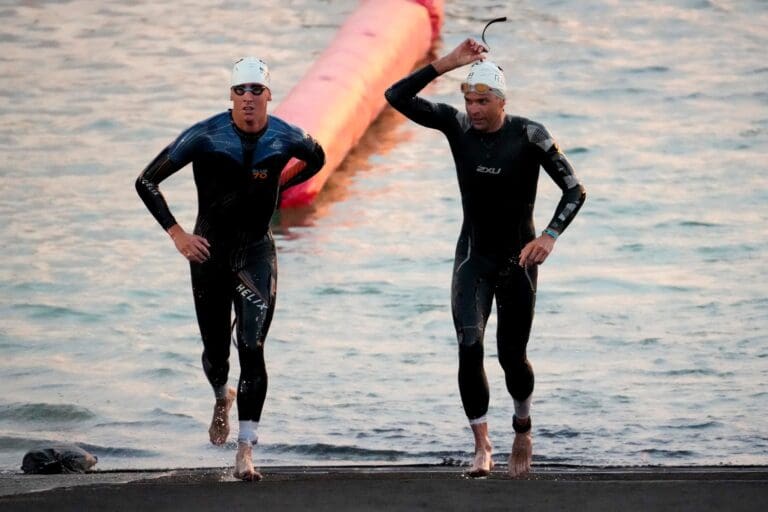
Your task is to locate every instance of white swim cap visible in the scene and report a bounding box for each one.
[463,61,506,98]
[231,57,271,87]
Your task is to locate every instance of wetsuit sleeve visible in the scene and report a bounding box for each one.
[526,121,587,236]
[135,120,206,230]
[135,146,187,231]
[385,64,458,131]
[280,131,326,191]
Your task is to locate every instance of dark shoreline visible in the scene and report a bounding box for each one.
[1,465,766,511]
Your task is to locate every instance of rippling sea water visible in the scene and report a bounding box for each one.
[1,0,766,471]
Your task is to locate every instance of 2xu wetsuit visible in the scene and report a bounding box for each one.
[385,65,586,421]
[136,111,325,423]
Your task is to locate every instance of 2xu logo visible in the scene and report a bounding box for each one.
[476,165,502,175]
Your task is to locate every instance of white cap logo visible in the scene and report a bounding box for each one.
[465,61,506,98]
[231,57,271,87]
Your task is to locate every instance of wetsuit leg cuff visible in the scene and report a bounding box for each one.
[213,385,229,401]
[513,396,532,419]
[513,415,532,433]
[468,415,488,426]
[237,420,259,444]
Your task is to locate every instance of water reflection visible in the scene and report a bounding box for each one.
[274,106,412,235]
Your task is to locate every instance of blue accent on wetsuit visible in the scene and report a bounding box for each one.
[136,111,325,422]
[386,64,586,420]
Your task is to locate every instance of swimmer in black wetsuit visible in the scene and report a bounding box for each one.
[385,39,586,478]
[136,57,325,481]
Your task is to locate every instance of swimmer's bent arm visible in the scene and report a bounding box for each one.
[385,38,487,129]
[279,133,326,191]
[533,129,587,237]
[519,123,587,267]
[135,147,181,231]
[384,65,448,129]
[135,147,210,262]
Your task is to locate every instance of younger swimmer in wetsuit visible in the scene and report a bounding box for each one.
[385,39,586,478]
[136,57,325,481]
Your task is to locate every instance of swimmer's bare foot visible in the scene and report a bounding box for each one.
[508,431,533,478]
[465,421,494,478]
[466,446,494,478]
[508,415,532,478]
[208,387,236,445]
[233,442,262,481]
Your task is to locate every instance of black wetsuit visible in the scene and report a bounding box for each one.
[136,111,325,422]
[386,65,586,420]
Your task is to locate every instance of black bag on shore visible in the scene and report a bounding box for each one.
[21,444,98,474]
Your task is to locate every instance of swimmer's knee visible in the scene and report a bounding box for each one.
[457,326,485,349]
[501,355,533,375]
[201,347,228,367]
[503,361,535,401]
[236,336,265,356]
[498,342,529,368]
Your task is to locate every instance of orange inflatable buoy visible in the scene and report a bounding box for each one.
[276,0,444,208]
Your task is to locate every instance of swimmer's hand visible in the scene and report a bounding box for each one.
[168,224,210,263]
[433,38,488,74]
[519,234,555,267]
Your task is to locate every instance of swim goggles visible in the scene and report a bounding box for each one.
[460,82,497,95]
[232,84,267,96]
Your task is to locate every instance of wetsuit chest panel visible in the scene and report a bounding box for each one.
[192,152,249,206]
[461,129,525,185]
[169,113,301,238]
[454,120,537,203]
[444,117,541,253]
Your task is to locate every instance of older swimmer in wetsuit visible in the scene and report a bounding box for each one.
[386,38,586,478]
